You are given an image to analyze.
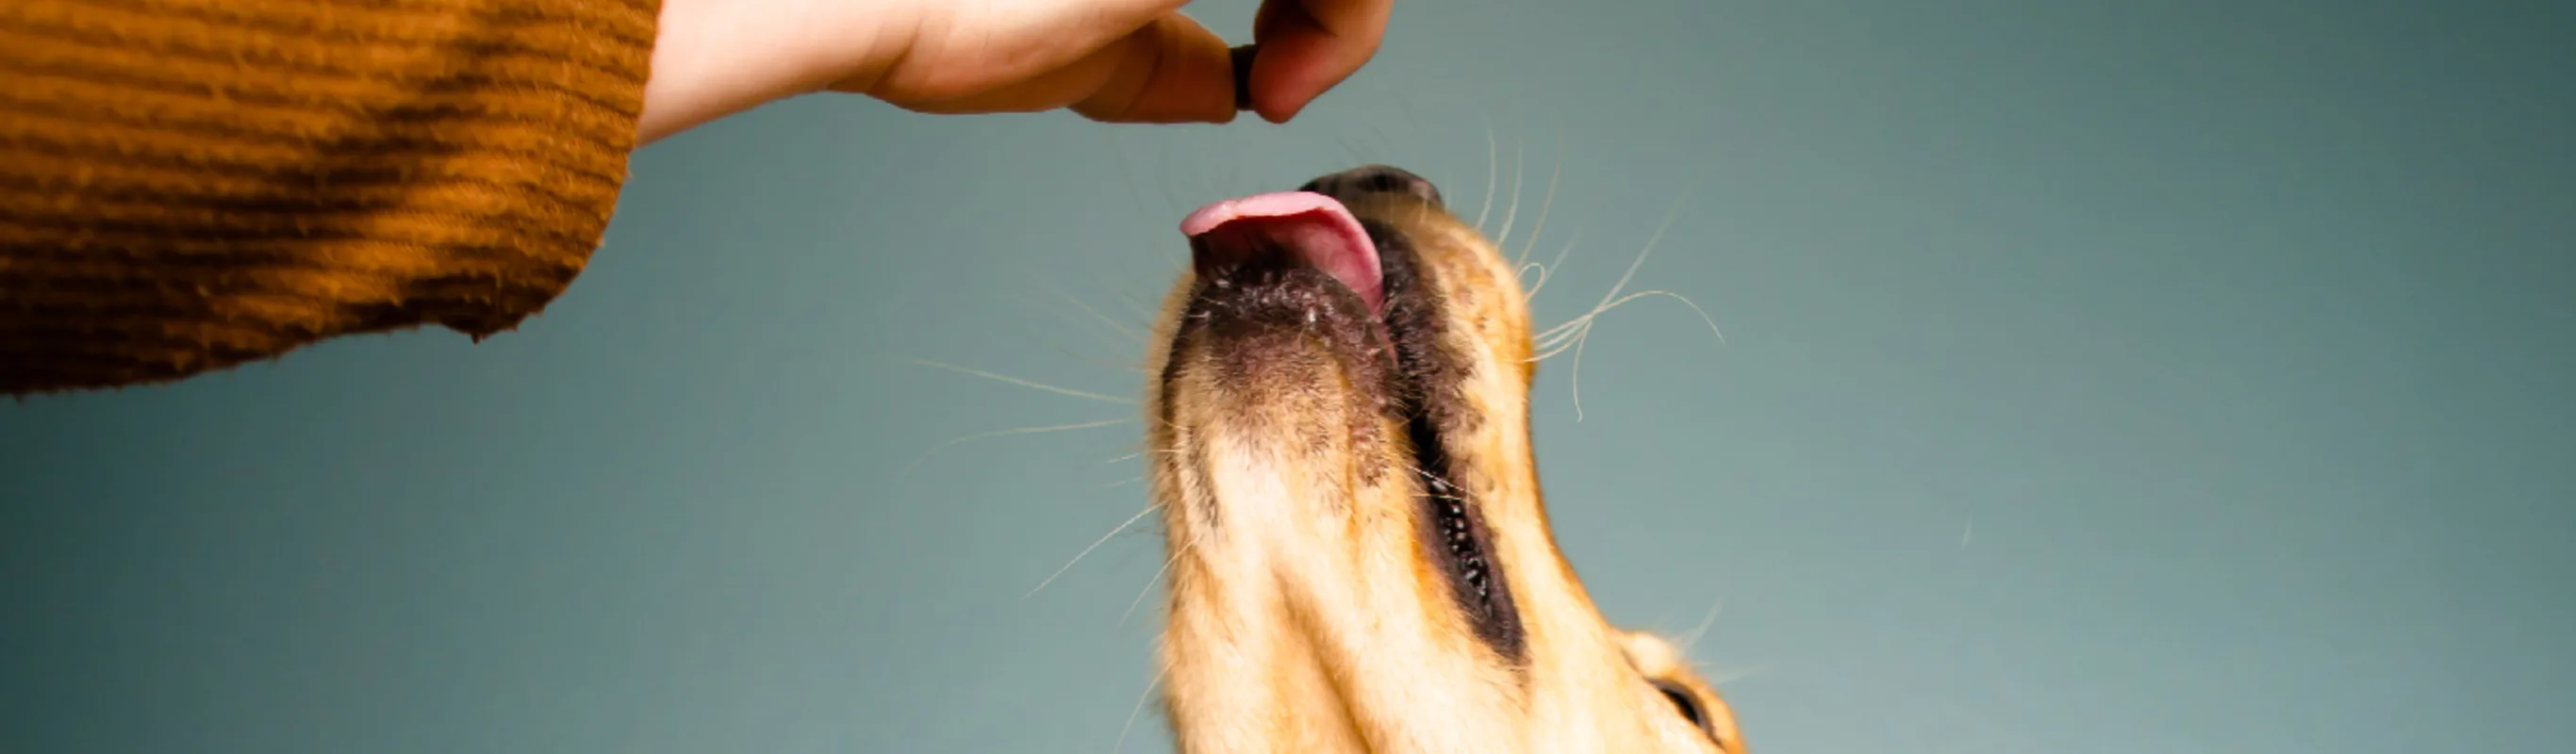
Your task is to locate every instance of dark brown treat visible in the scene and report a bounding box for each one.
[1230,44,1260,111]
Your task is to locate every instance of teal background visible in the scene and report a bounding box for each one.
[5,1,2571,751]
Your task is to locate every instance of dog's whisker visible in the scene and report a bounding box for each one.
[1530,325,1588,362]
[1407,463,1470,496]
[1474,124,1498,232]
[1678,598,1728,653]
[902,357,1135,405]
[1568,325,1605,420]
[1546,191,1694,419]
[1515,130,1565,268]
[1112,669,1167,754]
[1521,230,1583,301]
[1527,228,1584,303]
[1046,345,1148,376]
[1586,191,1689,323]
[1359,118,1398,166]
[1537,288,1725,352]
[1047,280,1146,346]
[1121,541,1190,627]
[1534,287,1728,423]
[1598,290,1728,344]
[1336,133,1374,167]
[907,418,1135,470]
[1496,139,1527,249]
[1025,503,1162,598]
[1708,664,1770,688]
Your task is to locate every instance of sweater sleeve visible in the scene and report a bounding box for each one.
[0,0,662,397]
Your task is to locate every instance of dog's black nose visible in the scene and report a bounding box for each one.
[1299,165,1444,208]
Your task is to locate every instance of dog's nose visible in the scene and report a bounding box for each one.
[1299,165,1444,208]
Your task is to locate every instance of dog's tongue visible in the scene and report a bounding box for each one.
[1181,191,1382,314]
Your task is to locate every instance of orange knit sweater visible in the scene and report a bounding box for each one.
[0,0,660,397]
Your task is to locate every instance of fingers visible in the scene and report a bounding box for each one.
[1050,0,1398,125]
[893,13,1235,123]
[1245,0,1394,123]
[874,0,1394,125]
[1073,13,1239,123]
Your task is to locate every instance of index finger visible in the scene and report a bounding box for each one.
[1245,0,1395,123]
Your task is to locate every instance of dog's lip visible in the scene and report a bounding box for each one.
[1181,191,1383,315]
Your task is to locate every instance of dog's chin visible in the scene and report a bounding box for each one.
[1164,179,1525,658]
[1164,270,1395,487]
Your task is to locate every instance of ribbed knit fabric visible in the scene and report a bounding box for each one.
[0,0,661,396]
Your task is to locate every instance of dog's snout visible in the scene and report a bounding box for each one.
[1300,165,1444,209]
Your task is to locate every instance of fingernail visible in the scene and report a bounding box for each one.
[1230,44,1259,111]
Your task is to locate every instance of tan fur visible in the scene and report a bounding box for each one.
[1141,176,1746,753]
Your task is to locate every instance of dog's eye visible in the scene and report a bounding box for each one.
[1654,680,1705,727]
[1653,679,1722,746]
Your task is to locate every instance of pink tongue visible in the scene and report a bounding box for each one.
[1181,191,1383,314]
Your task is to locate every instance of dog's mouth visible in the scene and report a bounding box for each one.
[1181,192,1385,315]
[1176,188,1527,661]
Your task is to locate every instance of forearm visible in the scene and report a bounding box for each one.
[635,0,916,144]
[0,0,663,397]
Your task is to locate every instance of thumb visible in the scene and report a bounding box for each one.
[1244,0,1393,123]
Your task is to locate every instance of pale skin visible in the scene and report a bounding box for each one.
[636,0,1396,144]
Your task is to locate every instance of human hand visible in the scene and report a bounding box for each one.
[637,0,1395,144]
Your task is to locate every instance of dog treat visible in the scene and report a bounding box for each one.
[1230,43,1259,111]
